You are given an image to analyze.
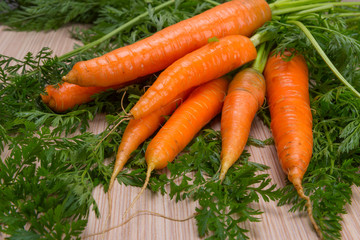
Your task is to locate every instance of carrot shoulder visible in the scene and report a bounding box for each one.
[124,78,228,215]
[220,68,265,181]
[62,0,271,87]
[264,51,322,239]
[130,35,257,120]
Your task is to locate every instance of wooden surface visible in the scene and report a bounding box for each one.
[0,24,359,240]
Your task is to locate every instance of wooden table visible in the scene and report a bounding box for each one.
[1,25,359,240]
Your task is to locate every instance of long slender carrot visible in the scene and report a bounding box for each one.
[219,43,269,181]
[62,0,271,87]
[124,78,228,216]
[263,50,323,239]
[108,89,192,191]
[40,82,122,112]
[130,34,257,120]
[219,68,266,181]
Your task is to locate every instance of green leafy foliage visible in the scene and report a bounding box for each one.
[0,126,103,239]
[149,129,281,240]
[1,0,360,239]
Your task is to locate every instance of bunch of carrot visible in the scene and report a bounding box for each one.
[41,0,323,238]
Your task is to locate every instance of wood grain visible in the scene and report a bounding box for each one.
[0,24,359,240]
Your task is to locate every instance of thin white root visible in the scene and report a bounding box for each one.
[83,210,197,239]
[123,165,154,219]
[293,178,323,240]
[95,117,130,150]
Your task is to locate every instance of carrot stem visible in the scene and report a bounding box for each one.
[292,5,336,16]
[272,2,360,16]
[269,0,331,10]
[275,12,360,21]
[250,31,271,48]
[252,43,271,73]
[58,0,175,61]
[204,0,220,6]
[288,20,360,98]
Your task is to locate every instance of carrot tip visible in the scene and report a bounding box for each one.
[123,164,155,219]
[219,167,228,183]
[292,178,323,240]
[219,161,232,183]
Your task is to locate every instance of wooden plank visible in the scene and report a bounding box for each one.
[0,25,359,240]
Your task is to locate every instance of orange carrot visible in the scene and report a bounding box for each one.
[130,35,257,120]
[62,0,271,87]
[41,82,121,112]
[124,78,228,215]
[219,68,265,181]
[108,89,192,191]
[263,51,322,239]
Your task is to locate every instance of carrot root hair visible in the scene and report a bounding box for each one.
[123,164,155,218]
[83,210,197,239]
[292,177,323,240]
[95,117,131,150]
[98,190,113,239]
[108,170,119,192]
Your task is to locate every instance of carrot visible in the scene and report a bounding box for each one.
[108,89,192,191]
[62,0,271,87]
[124,77,228,215]
[41,82,121,112]
[219,68,266,181]
[130,34,257,120]
[219,43,269,181]
[263,50,322,239]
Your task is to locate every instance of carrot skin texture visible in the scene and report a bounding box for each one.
[220,68,265,180]
[145,78,228,170]
[264,51,323,238]
[63,0,271,87]
[41,82,121,112]
[108,89,192,190]
[130,35,257,120]
[264,51,312,183]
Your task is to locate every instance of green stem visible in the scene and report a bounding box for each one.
[269,0,331,10]
[293,5,336,16]
[250,31,271,48]
[346,16,360,23]
[272,2,360,16]
[252,43,271,73]
[289,20,360,98]
[58,0,175,61]
[281,12,360,21]
[323,124,335,174]
[204,0,220,6]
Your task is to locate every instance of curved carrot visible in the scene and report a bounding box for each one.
[108,89,192,191]
[263,51,322,239]
[124,78,228,215]
[62,0,271,87]
[130,35,257,119]
[40,82,121,112]
[219,68,265,181]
